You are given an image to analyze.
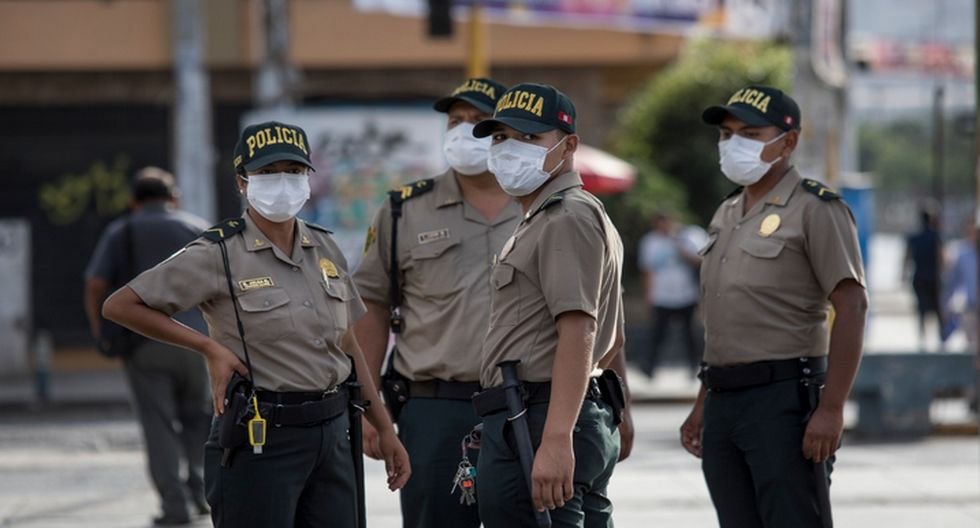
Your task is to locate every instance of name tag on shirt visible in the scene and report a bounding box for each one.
[418,228,451,245]
[238,277,274,291]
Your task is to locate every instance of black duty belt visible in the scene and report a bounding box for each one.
[472,378,603,417]
[700,356,827,392]
[408,379,482,401]
[252,388,348,427]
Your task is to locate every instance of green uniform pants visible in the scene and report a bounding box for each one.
[476,398,620,528]
[702,379,833,528]
[397,397,482,528]
[204,409,358,528]
[123,341,211,521]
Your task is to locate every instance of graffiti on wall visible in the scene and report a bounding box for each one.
[38,154,131,225]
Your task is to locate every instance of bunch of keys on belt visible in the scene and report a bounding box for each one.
[248,394,266,454]
[451,424,482,506]
[451,459,477,506]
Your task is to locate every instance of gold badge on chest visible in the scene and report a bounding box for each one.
[319,258,339,280]
[759,214,781,237]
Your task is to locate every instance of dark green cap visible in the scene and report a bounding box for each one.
[233,121,315,172]
[702,85,801,132]
[433,77,508,114]
[472,82,576,138]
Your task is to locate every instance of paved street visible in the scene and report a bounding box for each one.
[0,400,976,528]
[1,234,977,527]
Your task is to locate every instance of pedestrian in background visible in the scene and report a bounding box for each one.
[941,219,979,412]
[636,212,704,379]
[905,205,946,351]
[682,85,868,528]
[84,168,212,526]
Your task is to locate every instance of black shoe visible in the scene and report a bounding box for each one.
[153,514,192,526]
[193,498,211,516]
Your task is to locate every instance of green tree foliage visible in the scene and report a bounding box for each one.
[858,116,974,196]
[606,39,792,230]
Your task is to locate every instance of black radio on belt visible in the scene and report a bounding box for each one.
[219,372,253,450]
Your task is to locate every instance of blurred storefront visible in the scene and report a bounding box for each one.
[0,0,688,345]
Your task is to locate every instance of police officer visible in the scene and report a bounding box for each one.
[353,77,517,527]
[103,121,411,528]
[681,86,868,528]
[470,83,629,527]
[84,168,211,526]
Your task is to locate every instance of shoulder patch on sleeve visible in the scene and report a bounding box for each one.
[303,220,333,234]
[388,178,435,205]
[200,218,246,242]
[801,179,840,201]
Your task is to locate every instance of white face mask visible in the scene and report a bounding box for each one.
[443,122,492,176]
[245,173,310,223]
[487,136,567,196]
[718,133,786,186]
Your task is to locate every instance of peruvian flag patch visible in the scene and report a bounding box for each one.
[558,111,573,125]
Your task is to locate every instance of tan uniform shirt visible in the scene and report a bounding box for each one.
[128,213,366,391]
[354,171,521,382]
[481,171,625,388]
[699,168,865,366]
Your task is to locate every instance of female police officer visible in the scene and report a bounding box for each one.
[103,121,410,528]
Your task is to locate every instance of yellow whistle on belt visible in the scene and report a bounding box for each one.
[248,394,266,454]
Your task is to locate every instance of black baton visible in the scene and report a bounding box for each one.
[346,358,369,528]
[803,377,833,528]
[498,360,552,528]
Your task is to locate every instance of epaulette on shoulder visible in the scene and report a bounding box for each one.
[388,179,435,204]
[528,192,565,220]
[201,218,245,242]
[724,186,744,200]
[801,179,840,201]
[540,192,565,211]
[302,220,332,234]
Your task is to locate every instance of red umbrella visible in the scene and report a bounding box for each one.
[574,144,636,196]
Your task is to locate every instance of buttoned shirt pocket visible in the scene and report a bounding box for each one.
[737,236,789,287]
[489,263,518,327]
[322,278,355,331]
[406,237,461,297]
[236,288,293,343]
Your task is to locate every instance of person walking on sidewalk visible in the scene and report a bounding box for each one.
[84,168,212,526]
[905,205,946,351]
[681,85,868,528]
[636,212,704,379]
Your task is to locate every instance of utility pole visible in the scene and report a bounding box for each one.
[933,84,946,210]
[172,0,216,221]
[791,0,847,185]
[973,0,979,455]
[466,1,489,78]
[255,0,296,111]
